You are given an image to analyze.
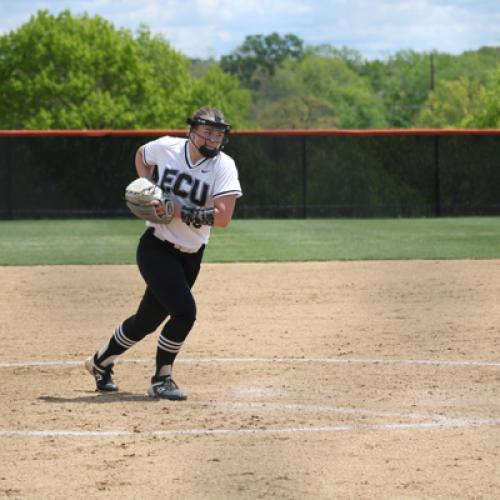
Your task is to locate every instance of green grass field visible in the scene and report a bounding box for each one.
[0,217,499,265]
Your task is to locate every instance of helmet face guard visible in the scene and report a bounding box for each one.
[187,108,231,158]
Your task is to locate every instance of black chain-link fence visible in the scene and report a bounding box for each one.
[1,130,499,219]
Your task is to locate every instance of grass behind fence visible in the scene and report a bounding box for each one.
[0,217,499,265]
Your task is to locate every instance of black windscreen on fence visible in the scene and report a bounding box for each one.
[0,131,499,219]
[438,134,500,215]
[0,135,147,218]
[306,134,436,217]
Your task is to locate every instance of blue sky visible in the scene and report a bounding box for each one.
[0,0,498,60]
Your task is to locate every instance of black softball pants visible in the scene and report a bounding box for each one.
[122,227,204,372]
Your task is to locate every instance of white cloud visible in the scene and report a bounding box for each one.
[294,0,500,59]
[0,0,498,58]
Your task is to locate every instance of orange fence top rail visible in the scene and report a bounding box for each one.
[0,128,499,137]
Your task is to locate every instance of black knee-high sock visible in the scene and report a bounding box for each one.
[155,337,184,377]
[154,313,194,377]
[95,323,137,367]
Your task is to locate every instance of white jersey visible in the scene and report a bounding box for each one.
[142,136,242,251]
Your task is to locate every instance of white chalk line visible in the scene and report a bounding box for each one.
[1,399,499,438]
[1,356,500,369]
[185,401,500,429]
[1,391,498,438]
[210,401,444,422]
[1,416,499,438]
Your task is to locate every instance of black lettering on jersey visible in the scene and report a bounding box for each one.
[173,173,193,198]
[190,179,209,206]
[160,168,179,193]
[160,168,209,206]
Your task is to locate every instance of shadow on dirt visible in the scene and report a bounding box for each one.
[38,393,158,403]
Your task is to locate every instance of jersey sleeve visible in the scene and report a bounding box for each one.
[142,136,178,167]
[213,157,243,200]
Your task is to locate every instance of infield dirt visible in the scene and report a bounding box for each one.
[1,261,499,499]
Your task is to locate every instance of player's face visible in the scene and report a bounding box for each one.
[193,125,225,145]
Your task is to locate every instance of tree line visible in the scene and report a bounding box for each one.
[1,10,498,130]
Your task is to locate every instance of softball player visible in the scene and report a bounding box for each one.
[85,107,242,400]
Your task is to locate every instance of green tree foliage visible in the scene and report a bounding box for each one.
[220,32,304,89]
[414,78,483,128]
[2,11,498,131]
[361,47,500,128]
[0,10,250,129]
[257,96,338,129]
[257,55,386,129]
[189,65,251,129]
[463,68,500,127]
[412,51,500,128]
[133,25,193,128]
[362,50,432,128]
[0,11,188,128]
[432,47,500,85]
[307,44,365,73]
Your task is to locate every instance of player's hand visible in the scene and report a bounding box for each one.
[148,199,166,217]
[149,200,181,219]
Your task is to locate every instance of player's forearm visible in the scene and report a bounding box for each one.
[213,195,236,227]
[213,207,231,227]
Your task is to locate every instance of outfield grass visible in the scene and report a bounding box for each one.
[0,217,499,265]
